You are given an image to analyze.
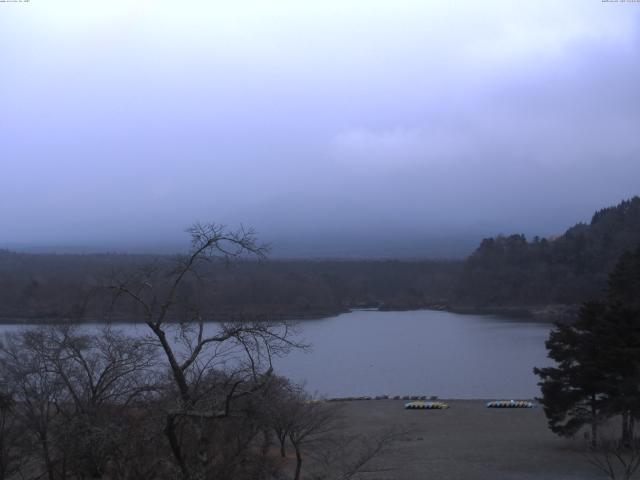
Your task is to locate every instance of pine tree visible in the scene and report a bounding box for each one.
[534,301,609,446]
[600,245,640,444]
[608,245,640,311]
[597,304,640,445]
[535,245,640,446]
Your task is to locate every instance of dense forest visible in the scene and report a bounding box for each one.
[456,196,640,308]
[1,196,639,323]
[0,252,459,323]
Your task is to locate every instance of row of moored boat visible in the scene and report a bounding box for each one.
[404,400,535,410]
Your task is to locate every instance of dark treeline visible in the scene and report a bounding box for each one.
[1,196,639,323]
[455,196,640,308]
[0,252,460,323]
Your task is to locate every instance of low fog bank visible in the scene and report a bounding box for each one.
[3,232,494,259]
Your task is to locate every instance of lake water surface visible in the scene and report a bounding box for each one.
[274,309,553,399]
[0,309,553,399]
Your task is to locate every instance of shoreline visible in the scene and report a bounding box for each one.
[443,304,579,323]
[324,395,540,402]
[0,304,578,325]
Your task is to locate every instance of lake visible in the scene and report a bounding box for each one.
[0,309,553,399]
[275,309,553,399]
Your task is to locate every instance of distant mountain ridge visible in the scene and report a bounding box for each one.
[1,197,639,323]
[455,196,640,307]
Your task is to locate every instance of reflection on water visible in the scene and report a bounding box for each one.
[0,309,553,399]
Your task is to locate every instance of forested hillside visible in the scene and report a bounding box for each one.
[0,252,459,323]
[454,196,640,307]
[1,197,639,323]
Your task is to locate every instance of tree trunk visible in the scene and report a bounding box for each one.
[164,414,190,480]
[280,437,286,458]
[591,395,598,448]
[39,432,56,480]
[622,410,631,447]
[293,444,302,480]
[149,324,191,404]
[261,429,271,457]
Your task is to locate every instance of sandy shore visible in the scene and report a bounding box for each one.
[337,399,606,480]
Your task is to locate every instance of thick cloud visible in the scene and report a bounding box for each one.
[1,1,639,255]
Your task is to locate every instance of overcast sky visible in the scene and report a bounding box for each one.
[1,1,639,255]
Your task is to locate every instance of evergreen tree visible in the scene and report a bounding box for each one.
[535,245,640,446]
[597,303,640,445]
[534,301,609,446]
[608,245,640,311]
[601,245,640,443]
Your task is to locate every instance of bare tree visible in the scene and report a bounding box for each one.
[263,375,305,458]
[44,325,158,478]
[0,391,24,480]
[0,325,160,480]
[0,329,68,480]
[287,399,342,480]
[276,390,404,480]
[585,436,640,480]
[0,224,398,480]
[106,399,172,480]
[34,325,158,412]
[108,223,305,479]
[310,427,404,480]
